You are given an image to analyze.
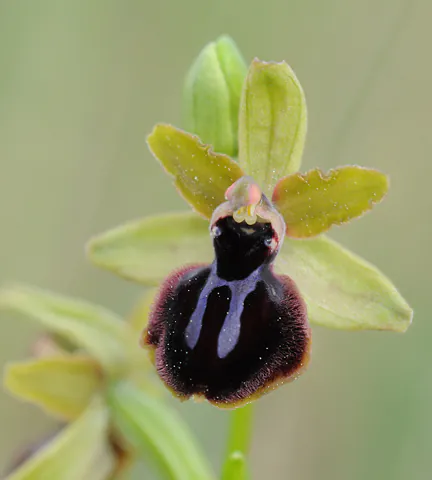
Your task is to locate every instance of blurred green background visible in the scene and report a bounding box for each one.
[0,1,430,479]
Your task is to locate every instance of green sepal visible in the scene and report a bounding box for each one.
[238,59,307,195]
[276,235,413,331]
[108,380,216,480]
[182,35,247,156]
[0,285,137,375]
[147,124,244,218]
[272,166,389,238]
[5,400,115,480]
[87,212,212,285]
[4,355,101,421]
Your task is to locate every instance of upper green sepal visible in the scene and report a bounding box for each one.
[238,59,307,196]
[273,166,389,238]
[147,124,244,218]
[182,35,247,157]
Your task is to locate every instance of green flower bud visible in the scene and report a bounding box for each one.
[182,35,247,157]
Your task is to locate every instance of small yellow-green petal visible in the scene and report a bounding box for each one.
[0,286,136,375]
[108,380,216,480]
[238,59,307,195]
[147,124,244,218]
[276,236,413,331]
[273,166,389,238]
[87,212,213,285]
[4,356,100,421]
[5,400,115,480]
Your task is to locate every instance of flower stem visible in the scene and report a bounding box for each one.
[221,403,255,480]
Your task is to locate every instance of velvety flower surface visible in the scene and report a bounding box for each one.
[88,38,413,408]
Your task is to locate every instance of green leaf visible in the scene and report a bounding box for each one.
[182,35,247,157]
[87,212,213,285]
[0,285,136,375]
[5,400,115,480]
[221,452,248,480]
[276,235,413,331]
[4,356,100,420]
[147,124,244,218]
[238,59,307,196]
[108,380,215,480]
[273,166,389,238]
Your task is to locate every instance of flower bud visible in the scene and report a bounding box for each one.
[182,35,247,157]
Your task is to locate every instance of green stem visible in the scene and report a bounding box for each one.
[221,403,255,480]
[226,403,255,454]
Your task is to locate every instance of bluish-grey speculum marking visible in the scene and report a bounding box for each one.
[185,263,262,358]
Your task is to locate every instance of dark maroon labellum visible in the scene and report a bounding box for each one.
[143,216,311,407]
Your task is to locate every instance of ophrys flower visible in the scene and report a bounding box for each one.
[88,37,413,408]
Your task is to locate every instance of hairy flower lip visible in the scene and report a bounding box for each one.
[143,253,311,408]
